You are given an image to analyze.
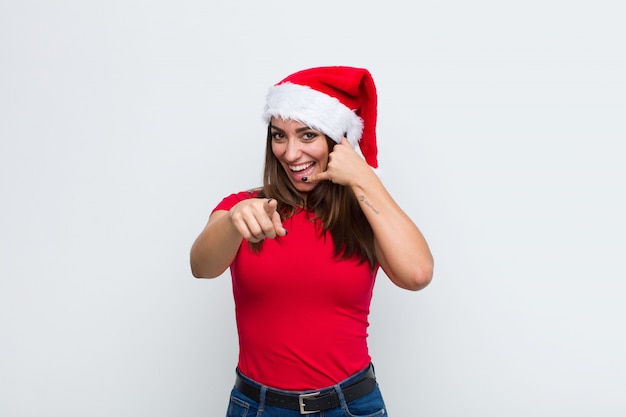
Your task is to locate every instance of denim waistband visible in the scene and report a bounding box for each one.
[235,363,375,394]
[234,363,377,413]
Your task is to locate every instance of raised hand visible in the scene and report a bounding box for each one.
[305,137,374,187]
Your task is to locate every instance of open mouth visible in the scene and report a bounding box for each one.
[289,162,314,172]
[288,162,315,180]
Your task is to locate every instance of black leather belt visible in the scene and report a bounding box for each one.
[235,365,377,414]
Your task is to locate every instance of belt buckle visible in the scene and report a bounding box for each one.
[298,391,320,415]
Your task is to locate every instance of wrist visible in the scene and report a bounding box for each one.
[350,166,380,194]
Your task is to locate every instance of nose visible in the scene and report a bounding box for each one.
[284,138,302,162]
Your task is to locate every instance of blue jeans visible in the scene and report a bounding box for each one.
[226,364,388,416]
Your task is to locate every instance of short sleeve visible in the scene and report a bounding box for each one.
[211,190,260,213]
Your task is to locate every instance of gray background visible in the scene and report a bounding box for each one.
[1,1,624,416]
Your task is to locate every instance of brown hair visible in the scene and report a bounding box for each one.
[251,126,376,270]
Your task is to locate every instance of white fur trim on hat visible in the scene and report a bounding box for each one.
[262,82,363,148]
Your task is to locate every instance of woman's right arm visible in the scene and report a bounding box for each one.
[190,210,244,278]
[190,198,286,278]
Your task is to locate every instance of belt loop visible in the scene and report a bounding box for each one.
[333,382,350,411]
[258,385,267,413]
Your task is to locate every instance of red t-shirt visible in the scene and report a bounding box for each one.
[213,191,378,390]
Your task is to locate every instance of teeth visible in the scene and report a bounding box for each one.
[289,162,314,172]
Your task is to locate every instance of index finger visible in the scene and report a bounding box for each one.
[263,198,278,215]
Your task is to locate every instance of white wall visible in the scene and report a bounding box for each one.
[1,1,624,416]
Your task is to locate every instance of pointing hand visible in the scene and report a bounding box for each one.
[230,198,288,243]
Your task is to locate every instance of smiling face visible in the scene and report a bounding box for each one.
[270,117,330,193]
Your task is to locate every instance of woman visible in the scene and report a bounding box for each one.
[190,66,433,416]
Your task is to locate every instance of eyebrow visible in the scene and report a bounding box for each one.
[270,124,316,133]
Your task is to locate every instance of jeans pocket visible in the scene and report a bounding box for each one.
[227,394,251,417]
[343,385,387,417]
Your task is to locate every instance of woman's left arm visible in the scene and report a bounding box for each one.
[353,173,433,291]
[308,138,434,291]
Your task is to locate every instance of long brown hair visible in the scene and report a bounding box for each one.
[251,125,377,270]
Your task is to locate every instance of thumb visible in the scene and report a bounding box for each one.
[305,170,331,183]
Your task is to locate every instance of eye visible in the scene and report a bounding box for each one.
[271,131,286,142]
[301,131,319,141]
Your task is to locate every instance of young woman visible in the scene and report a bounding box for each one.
[190,66,434,416]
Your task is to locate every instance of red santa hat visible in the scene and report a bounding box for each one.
[263,66,379,168]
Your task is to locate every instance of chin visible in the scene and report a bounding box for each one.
[293,182,317,193]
